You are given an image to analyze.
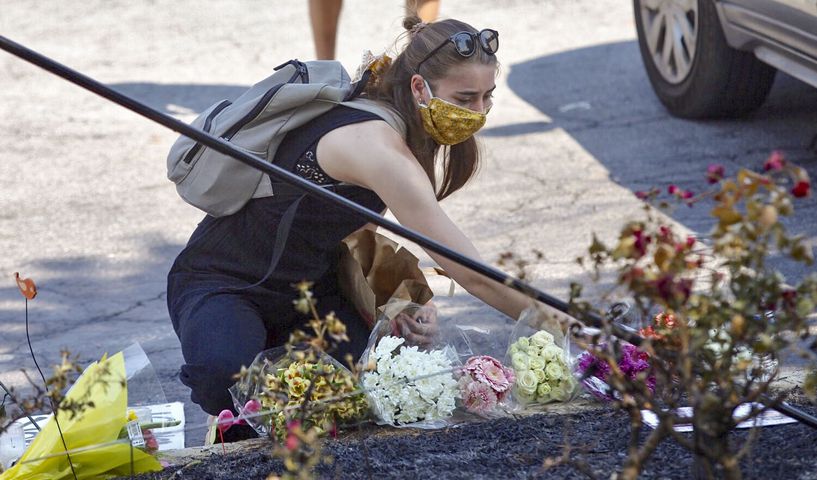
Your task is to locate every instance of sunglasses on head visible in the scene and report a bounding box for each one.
[416,28,499,73]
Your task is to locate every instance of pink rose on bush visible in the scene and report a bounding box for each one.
[459,356,515,416]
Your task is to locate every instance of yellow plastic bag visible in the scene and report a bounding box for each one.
[0,351,163,479]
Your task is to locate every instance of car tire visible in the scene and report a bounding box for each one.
[634,0,777,118]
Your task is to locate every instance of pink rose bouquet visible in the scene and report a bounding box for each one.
[458,356,515,417]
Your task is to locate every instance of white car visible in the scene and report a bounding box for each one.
[634,0,817,118]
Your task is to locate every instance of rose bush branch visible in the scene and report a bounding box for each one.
[568,151,816,479]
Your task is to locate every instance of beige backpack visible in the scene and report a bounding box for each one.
[166,59,405,217]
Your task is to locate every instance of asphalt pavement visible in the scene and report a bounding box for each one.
[1,0,815,447]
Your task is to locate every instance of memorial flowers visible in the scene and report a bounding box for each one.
[570,153,817,478]
[260,353,369,440]
[457,355,515,417]
[361,335,458,425]
[508,330,576,404]
[575,343,655,401]
[230,282,368,445]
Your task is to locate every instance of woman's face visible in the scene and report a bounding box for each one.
[412,62,497,114]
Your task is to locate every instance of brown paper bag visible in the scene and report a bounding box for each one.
[337,229,434,328]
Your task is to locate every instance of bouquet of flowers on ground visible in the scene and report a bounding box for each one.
[0,344,164,479]
[230,347,368,440]
[575,343,655,401]
[361,335,459,426]
[457,355,515,417]
[508,330,577,405]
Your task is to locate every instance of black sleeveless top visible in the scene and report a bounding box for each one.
[167,106,386,291]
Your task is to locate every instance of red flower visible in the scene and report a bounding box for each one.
[285,432,299,451]
[635,191,649,200]
[791,180,810,198]
[653,275,693,303]
[706,164,725,184]
[654,311,677,329]
[668,185,679,195]
[681,190,694,200]
[285,420,301,451]
[781,289,798,308]
[685,236,696,248]
[763,151,785,171]
[639,325,662,340]
[633,228,651,257]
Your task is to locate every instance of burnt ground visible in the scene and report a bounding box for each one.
[126,401,817,480]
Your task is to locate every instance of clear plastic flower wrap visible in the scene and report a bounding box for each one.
[1,343,165,479]
[505,307,579,408]
[358,299,460,428]
[432,311,518,419]
[229,346,369,440]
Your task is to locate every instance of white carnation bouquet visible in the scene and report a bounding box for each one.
[361,335,459,426]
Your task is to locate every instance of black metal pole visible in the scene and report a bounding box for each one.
[1,35,815,430]
[0,35,593,328]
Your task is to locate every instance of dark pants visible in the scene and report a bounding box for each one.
[168,274,370,416]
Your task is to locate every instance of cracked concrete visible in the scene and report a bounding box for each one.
[1,0,816,448]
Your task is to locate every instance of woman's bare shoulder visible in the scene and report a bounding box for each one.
[323,118,406,151]
[316,118,420,186]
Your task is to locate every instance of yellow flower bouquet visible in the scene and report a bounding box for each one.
[230,347,368,441]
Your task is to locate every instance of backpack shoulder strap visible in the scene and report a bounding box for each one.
[340,98,407,140]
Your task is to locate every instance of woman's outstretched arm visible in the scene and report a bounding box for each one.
[318,120,542,321]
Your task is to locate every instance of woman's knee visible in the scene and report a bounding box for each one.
[174,293,268,414]
[179,362,240,415]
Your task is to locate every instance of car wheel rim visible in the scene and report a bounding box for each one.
[640,0,699,84]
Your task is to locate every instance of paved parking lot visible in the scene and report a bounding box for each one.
[2,0,815,446]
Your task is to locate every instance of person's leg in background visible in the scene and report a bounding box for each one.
[308,0,439,61]
[308,0,343,60]
[407,0,440,22]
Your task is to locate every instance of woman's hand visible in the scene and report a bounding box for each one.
[392,302,439,347]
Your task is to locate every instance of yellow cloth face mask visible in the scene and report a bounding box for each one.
[419,80,486,145]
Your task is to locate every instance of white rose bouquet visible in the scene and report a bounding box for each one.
[361,335,459,425]
[508,329,577,405]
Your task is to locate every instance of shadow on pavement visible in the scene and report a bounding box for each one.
[109,82,248,115]
[0,239,187,388]
[504,40,817,282]
[0,236,208,443]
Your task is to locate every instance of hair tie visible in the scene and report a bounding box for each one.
[409,21,429,38]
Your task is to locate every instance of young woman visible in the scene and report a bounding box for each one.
[167,16,539,441]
